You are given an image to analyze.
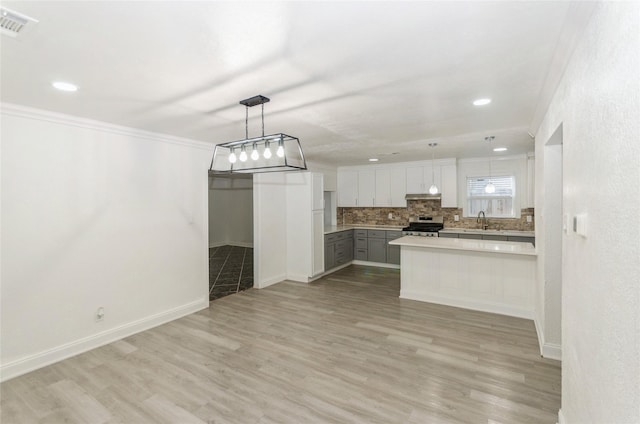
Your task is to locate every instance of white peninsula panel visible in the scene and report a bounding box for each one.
[390,237,536,319]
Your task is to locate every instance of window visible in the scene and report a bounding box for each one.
[466,175,516,218]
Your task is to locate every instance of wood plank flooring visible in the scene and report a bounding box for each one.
[1,265,561,423]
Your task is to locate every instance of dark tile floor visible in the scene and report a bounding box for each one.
[209,245,253,301]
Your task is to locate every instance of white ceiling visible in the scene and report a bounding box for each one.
[1,1,576,166]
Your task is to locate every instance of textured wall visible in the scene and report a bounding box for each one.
[338,200,534,231]
[534,3,640,423]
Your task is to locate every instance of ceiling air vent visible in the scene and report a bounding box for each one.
[1,7,38,38]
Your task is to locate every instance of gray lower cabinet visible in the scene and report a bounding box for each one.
[439,232,535,246]
[325,230,354,271]
[367,237,387,263]
[354,229,368,260]
[482,234,508,241]
[386,230,403,265]
[508,236,535,246]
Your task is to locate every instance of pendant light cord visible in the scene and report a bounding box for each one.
[245,106,248,139]
[261,103,265,137]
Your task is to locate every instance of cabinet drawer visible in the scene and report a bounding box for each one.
[368,229,386,239]
[386,230,403,240]
[335,240,347,251]
[508,236,535,246]
[355,238,367,249]
[335,231,347,241]
[482,234,508,241]
[325,233,338,243]
[343,230,354,239]
[354,229,368,237]
[438,233,459,238]
[458,234,483,240]
[354,249,368,261]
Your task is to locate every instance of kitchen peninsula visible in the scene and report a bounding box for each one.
[389,236,536,319]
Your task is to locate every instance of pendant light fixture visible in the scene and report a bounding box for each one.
[210,95,307,174]
[484,136,496,194]
[428,143,439,195]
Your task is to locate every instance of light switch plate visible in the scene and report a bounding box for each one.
[454,215,459,222]
[526,215,532,223]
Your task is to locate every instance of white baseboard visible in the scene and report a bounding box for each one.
[255,274,286,289]
[557,408,565,424]
[400,290,534,320]
[351,260,400,269]
[534,315,563,360]
[286,273,311,283]
[0,298,208,382]
[542,342,562,361]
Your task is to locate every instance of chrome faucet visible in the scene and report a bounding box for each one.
[477,211,488,230]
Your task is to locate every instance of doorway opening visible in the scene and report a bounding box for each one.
[542,123,563,357]
[208,173,254,300]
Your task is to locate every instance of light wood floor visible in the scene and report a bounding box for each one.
[1,265,561,424]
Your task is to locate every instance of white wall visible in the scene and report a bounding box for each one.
[534,3,640,423]
[0,104,210,381]
[253,173,287,288]
[208,177,253,247]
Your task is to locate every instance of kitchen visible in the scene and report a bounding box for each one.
[1,2,638,424]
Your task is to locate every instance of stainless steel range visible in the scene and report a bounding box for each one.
[402,216,444,237]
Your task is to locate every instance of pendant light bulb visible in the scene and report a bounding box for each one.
[485,182,496,194]
[250,143,259,160]
[276,140,285,158]
[428,142,438,194]
[239,146,247,162]
[229,148,237,164]
[263,142,272,159]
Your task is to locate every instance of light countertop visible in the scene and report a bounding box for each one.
[439,228,535,237]
[389,235,537,256]
[324,224,404,235]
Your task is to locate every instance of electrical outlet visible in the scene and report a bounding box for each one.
[96,307,105,322]
[388,213,393,220]
[454,215,459,222]
[526,215,532,223]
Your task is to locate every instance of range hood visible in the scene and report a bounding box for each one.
[405,193,441,200]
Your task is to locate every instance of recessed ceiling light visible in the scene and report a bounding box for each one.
[52,81,78,92]
[369,158,379,162]
[493,147,507,152]
[473,98,491,106]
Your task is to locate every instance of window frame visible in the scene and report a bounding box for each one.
[464,175,517,218]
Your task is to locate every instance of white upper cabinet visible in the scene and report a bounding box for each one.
[374,169,391,207]
[406,163,442,194]
[390,167,407,207]
[312,172,324,210]
[337,159,455,208]
[358,170,376,207]
[440,164,458,208]
[337,170,358,207]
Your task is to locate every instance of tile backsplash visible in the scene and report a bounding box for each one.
[337,200,534,231]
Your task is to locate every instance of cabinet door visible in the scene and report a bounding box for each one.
[358,170,375,207]
[423,163,441,193]
[387,243,400,265]
[311,173,324,210]
[440,164,457,207]
[390,167,407,207]
[312,210,324,276]
[406,166,425,193]
[324,241,335,270]
[374,169,391,207]
[367,238,387,263]
[337,170,359,207]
